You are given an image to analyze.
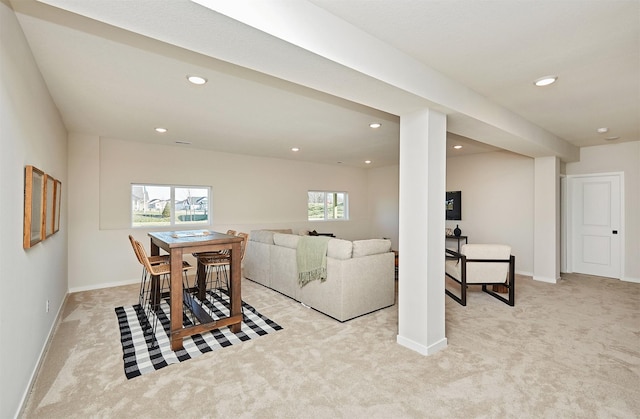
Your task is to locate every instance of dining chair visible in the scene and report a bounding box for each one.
[128,235,170,307]
[197,232,248,303]
[132,237,193,342]
[192,229,237,258]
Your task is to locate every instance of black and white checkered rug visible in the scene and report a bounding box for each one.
[115,290,282,379]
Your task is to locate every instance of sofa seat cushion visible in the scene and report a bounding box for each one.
[352,239,391,258]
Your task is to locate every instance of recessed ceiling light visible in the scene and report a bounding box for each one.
[175,140,191,145]
[364,160,372,164]
[155,127,167,133]
[291,147,300,152]
[369,123,382,129]
[597,127,609,134]
[187,75,207,85]
[453,145,463,149]
[534,76,558,87]
[605,136,620,141]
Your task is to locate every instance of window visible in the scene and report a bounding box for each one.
[308,191,348,221]
[131,184,210,227]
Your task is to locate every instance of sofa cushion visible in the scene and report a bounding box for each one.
[251,230,276,244]
[327,238,352,260]
[352,239,391,258]
[460,244,511,284]
[264,229,293,234]
[273,233,300,249]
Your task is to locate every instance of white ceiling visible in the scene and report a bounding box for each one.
[11,0,639,168]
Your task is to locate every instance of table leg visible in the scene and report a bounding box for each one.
[150,241,159,257]
[170,249,185,351]
[229,241,242,333]
[196,260,206,301]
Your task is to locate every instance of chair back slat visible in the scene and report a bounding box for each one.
[133,238,170,276]
[129,235,144,265]
[237,232,249,261]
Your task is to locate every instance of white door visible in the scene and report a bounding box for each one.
[570,174,622,278]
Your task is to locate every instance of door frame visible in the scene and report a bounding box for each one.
[563,172,625,279]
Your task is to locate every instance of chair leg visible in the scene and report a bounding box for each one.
[139,269,152,335]
[141,273,163,349]
[509,255,515,305]
[182,270,191,295]
[215,264,229,297]
[481,255,515,306]
[183,270,198,325]
[461,280,467,306]
[218,264,244,316]
[141,272,179,348]
[444,274,467,306]
[203,263,215,295]
[198,261,244,317]
[140,270,158,316]
[154,275,165,307]
[138,268,147,307]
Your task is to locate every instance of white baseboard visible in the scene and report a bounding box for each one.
[68,277,138,293]
[68,272,205,294]
[396,334,447,356]
[533,275,558,284]
[516,270,533,277]
[622,276,640,283]
[16,293,68,419]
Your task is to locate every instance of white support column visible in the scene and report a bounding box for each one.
[534,156,561,283]
[397,108,447,355]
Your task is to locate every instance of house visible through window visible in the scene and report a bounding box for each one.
[131,184,210,227]
[308,191,348,221]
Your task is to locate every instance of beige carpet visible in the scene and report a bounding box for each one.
[21,273,639,418]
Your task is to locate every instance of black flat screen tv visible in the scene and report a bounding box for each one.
[446,191,461,220]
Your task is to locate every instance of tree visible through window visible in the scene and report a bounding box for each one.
[308,191,348,221]
[131,184,210,227]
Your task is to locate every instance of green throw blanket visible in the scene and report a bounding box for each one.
[297,235,331,287]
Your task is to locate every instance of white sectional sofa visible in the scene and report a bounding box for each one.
[243,230,396,321]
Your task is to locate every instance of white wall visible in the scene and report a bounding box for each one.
[446,151,535,275]
[565,141,640,282]
[367,164,399,249]
[0,2,68,417]
[68,136,380,291]
[533,156,561,283]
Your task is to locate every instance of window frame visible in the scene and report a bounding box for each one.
[131,183,212,228]
[307,190,349,221]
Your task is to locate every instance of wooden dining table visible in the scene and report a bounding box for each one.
[148,230,244,351]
